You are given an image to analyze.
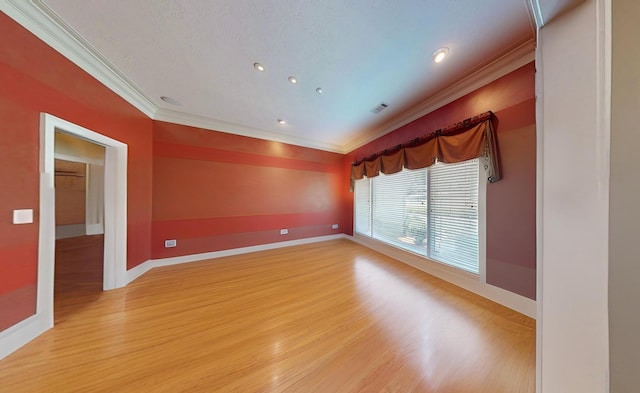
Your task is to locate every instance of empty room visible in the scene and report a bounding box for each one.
[1,1,636,392]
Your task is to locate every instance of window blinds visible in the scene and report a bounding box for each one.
[354,159,480,274]
[428,159,479,273]
[372,169,427,255]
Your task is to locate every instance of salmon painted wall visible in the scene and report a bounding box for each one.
[345,63,537,299]
[152,122,347,258]
[0,14,153,331]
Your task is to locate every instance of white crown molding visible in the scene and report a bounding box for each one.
[0,0,157,118]
[527,0,545,29]
[343,39,537,153]
[154,108,345,153]
[2,0,536,155]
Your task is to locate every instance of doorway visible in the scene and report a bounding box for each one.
[38,114,128,329]
[53,151,104,321]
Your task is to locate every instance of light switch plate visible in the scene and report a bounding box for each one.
[13,209,33,224]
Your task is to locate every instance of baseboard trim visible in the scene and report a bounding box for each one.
[55,224,85,239]
[125,234,347,285]
[0,313,51,360]
[2,232,533,361]
[348,234,537,319]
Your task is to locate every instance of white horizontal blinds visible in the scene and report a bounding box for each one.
[354,178,372,236]
[428,159,480,273]
[371,169,427,255]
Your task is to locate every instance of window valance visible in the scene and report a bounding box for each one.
[350,111,500,191]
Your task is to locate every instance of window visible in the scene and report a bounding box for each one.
[354,159,482,274]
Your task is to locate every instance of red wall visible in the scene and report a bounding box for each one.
[0,13,153,331]
[0,9,536,336]
[346,63,537,299]
[151,122,347,258]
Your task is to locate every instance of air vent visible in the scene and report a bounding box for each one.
[371,102,389,114]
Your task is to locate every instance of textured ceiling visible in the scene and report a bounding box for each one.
[31,0,539,152]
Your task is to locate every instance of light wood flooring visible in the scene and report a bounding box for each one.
[0,238,535,392]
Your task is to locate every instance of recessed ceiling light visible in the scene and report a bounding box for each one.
[433,48,449,64]
[253,62,265,71]
[288,76,298,84]
[160,96,181,105]
[316,87,323,94]
[277,119,286,125]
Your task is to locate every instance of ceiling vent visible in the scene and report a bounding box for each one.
[371,102,389,114]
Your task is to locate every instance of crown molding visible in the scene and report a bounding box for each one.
[342,39,536,153]
[527,0,545,29]
[154,108,345,153]
[2,0,536,155]
[0,0,157,118]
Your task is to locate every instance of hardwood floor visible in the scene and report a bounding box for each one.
[0,239,535,392]
[54,235,104,324]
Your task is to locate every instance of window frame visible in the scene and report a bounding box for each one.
[353,158,487,280]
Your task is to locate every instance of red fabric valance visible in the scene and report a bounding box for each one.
[350,112,500,191]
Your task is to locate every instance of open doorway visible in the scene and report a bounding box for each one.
[54,144,105,322]
[38,114,128,330]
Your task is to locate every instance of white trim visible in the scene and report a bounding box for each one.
[128,232,536,319]
[0,0,156,118]
[154,109,345,154]
[0,313,50,360]
[1,0,537,154]
[10,113,129,360]
[39,113,128,324]
[55,224,85,239]
[85,164,104,236]
[342,40,536,153]
[54,152,104,166]
[350,234,537,318]
[478,157,489,284]
[535,22,544,393]
[125,234,347,285]
[528,0,545,29]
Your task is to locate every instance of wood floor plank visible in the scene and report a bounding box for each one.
[0,238,535,392]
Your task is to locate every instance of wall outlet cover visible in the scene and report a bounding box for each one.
[332,224,339,229]
[165,239,177,248]
[280,229,288,235]
[13,209,33,224]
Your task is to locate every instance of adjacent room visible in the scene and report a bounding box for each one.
[1,0,635,392]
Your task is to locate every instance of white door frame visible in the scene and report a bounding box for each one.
[39,113,128,327]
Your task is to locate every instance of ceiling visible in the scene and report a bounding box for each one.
[1,0,582,153]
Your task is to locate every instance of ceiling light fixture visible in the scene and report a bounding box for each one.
[316,87,323,94]
[160,96,181,105]
[253,62,265,71]
[433,48,449,64]
[277,119,286,125]
[288,76,298,84]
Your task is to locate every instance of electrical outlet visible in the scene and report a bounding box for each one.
[165,239,177,248]
[280,229,288,235]
[332,224,339,229]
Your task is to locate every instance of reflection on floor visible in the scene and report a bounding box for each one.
[1,239,535,392]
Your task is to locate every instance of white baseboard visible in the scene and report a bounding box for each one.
[85,223,104,236]
[2,231,534,361]
[55,224,85,239]
[125,234,347,285]
[349,234,537,319]
[0,313,51,360]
